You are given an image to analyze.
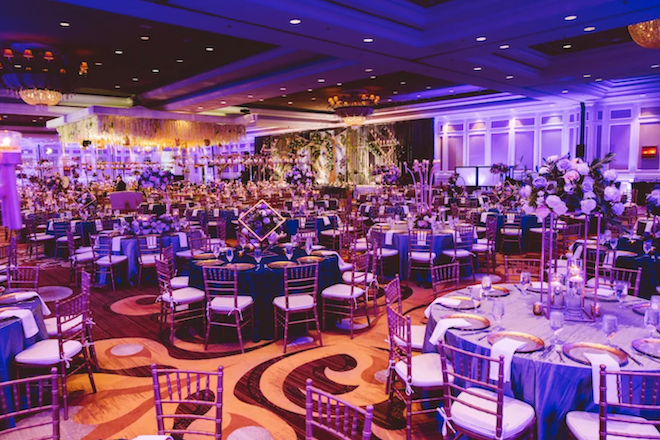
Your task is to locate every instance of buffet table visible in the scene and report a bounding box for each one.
[424,285,660,439]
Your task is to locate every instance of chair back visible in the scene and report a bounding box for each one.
[55,288,86,346]
[7,266,39,291]
[0,368,60,440]
[283,263,319,309]
[66,229,77,257]
[599,266,642,297]
[383,276,402,313]
[0,237,16,268]
[52,220,70,240]
[138,235,162,257]
[409,229,433,254]
[437,341,507,439]
[155,258,173,296]
[431,263,460,297]
[454,224,474,252]
[91,235,113,259]
[504,257,542,283]
[161,245,176,277]
[202,266,240,310]
[484,216,498,244]
[151,364,223,440]
[386,306,413,382]
[347,252,370,291]
[305,378,373,440]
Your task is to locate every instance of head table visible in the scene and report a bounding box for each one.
[424,285,660,439]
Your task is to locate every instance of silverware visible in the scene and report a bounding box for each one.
[634,350,660,365]
[477,332,493,341]
[618,347,643,366]
[539,345,553,359]
[556,345,566,363]
[464,329,489,336]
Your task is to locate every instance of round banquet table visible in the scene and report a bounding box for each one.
[424,285,660,439]
[284,215,337,236]
[188,247,341,341]
[476,211,539,253]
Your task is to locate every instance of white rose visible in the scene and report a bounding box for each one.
[604,186,621,203]
[576,163,590,175]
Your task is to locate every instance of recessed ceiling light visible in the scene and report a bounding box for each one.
[280,87,286,91]
[311,97,316,100]
[95,62,102,66]
[176,59,183,63]
[336,82,342,86]
[307,88,313,92]
[365,68,373,72]
[416,94,421,98]
[152,68,159,73]
[595,78,603,82]
[426,85,431,89]
[476,36,486,42]
[115,50,123,55]
[259,98,264,102]
[400,81,406,85]
[564,15,577,21]
[363,37,374,43]
[450,89,455,93]
[388,98,392,102]
[247,94,253,98]
[318,78,325,83]
[289,18,301,25]
[653,64,660,68]
[60,22,70,27]
[506,75,514,79]
[141,36,150,41]
[584,26,595,32]
[220,100,226,104]
[281,94,287,98]
[370,75,376,79]
[562,89,569,93]
[473,66,482,71]
[206,47,214,52]
[641,94,647,97]
[288,101,293,105]
[14,65,21,68]
[115,84,121,88]
[132,77,138,81]
[499,44,510,49]
[583,74,591,78]
[32,119,37,123]
[198,106,203,110]
[393,91,398,94]
[563,44,572,49]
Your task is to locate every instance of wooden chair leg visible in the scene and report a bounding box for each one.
[313,307,323,347]
[83,349,97,393]
[204,309,211,350]
[282,311,289,354]
[235,312,245,354]
[60,363,69,420]
[349,301,354,339]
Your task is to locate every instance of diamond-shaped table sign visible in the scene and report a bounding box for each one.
[238,199,286,242]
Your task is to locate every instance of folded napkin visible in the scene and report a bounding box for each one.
[47,221,54,232]
[595,287,615,298]
[444,197,449,205]
[480,213,488,223]
[0,291,50,315]
[177,232,188,249]
[322,216,330,226]
[95,219,103,231]
[424,297,462,318]
[146,235,158,249]
[112,236,122,253]
[385,231,395,245]
[646,221,653,233]
[148,204,154,211]
[365,205,371,213]
[324,200,329,207]
[489,338,526,382]
[506,213,515,224]
[428,318,471,345]
[0,308,38,338]
[379,206,385,215]
[584,352,619,404]
[403,205,409,214]
[233,208,239,217]
[213,209,219,217]
[192,209,199,217]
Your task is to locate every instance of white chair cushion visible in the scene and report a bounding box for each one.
[502,228,521,236]
[321,283,364,299]
[210,295,253,312]
[356,238,368,244]
[15,339,83,366]
[72,252,95,263]
[320,229,341,237]
[393,324,426,351]
[410,251,436,261]
[176,250,193,259]
[162,287,206,305]
[442,249,472,259]
[394,353,445,387]
[352,242,369,252]
[45,315,83,337]
[0,275,7,283]
[342,271,377,285]
[476,238,488,245]
[372,248,399,258]
[450,388,535,439]
[472,243,493,252]
[339,262,353,272]
[76,246,92,254]
[171,276,189,289]
[529,227,545,234]
[476,226,487,233]
[273,294,315,311]
[57,235,80,243]
[31,234,53,242]
[140,254,158,265]
[566,411,659,440]
[95,255,128,266]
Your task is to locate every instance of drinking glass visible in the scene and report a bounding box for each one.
[652,295,660,311]
[305,237,313,255]
[602,314,618,346]
[492,301,505,331]
[239,235,247,250]
[226,248,234,263]
[254,247,262,269]
[292,234,299,247]
[213,244,221,260]
[520,271,531,296]
[470,286,482,312]
[285,245,294,261]
[614,281,627,308]
[610,238,618,251]
[644,308,660,338]
[549,311,564,345]
[481,276,493,298]
[644,240,653,255]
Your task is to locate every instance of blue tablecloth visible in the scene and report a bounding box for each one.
[479,212,538,252]
[188,248,341,341]
[284,215,337,236]
[0,297,47,382]
[375,230,453,278]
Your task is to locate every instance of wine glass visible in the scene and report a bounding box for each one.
[549,311,564,345]
[291,234,299,248]
[602,314,618,346]
[239,235,247,250]
[284,245,294,261]
[254,247,262,269]
[519,271,531,296]
[470,286,482,313]
[652,295,660,311]
[644,308,660,338]
[610,237,618,251]
[614,281,628,308]
[212,244,221,260]
[305,237,313,255]
[226,248,234,263]
[481,276,493,298]
[643,240,653,256]
[492,301,505,331]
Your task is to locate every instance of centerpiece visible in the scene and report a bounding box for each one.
[647,186,660,238]
[371,164,401,185]
[285,165,315,188]
[45,174,65,194]
[238,199,286,243]
[138,167,175,214]
[121,214,180,236]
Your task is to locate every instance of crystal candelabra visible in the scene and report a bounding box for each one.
[404,159,440,214]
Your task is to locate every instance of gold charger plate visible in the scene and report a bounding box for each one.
[298,256,323,264]
[193,253,216,260]
[633,302,650,316]
[311,250,335,257]
[443,313,490,331]
[224,263,256,271]
[632,338,660,358]
[562,342,628,366]
[435,295,480,311]
[487,331,544,353]
[267,261,298,269]
[196,259,223,266]
[485,285,510,298]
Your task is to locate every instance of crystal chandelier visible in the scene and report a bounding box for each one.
[18,89,63,106]
[628,19,660,49]
[328,90,380,128]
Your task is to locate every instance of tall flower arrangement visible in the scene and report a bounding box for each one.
[647,186,660,216]
[518,153,622,221]
[138,168,174,191]
[45,174,64,193]
[127,214,180,235]
[285,165,315,187]
[371,164,401,184]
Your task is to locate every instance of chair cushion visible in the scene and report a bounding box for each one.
[273,294,315,311]
[476,238,488,245]
[441,249,472,259]
[0,275,7,283]
[162,287,206,305]
[352,242,369,252]
[210,295,253,312]
[450,388,535,439]
[393,324,426,351]
[321,283,365,299]
[76,246,92,254]
[72,252,95,263]
[320,229,341,237]
[15,339,83,366]
[472,243,494,252]
[30,234,53,242]
[95,255,128,266]
[342,271,377,285]
[140,254,158,265]
[372,247,399,258]
[502,228,521,236]
[394,353,445,387]
[171,276,189,289]
[339,262,353,272]
[57,235,80,243]
[529,227,545,234]
[410,251,437,261]
[45,315,84,337]
[566,411,659,440]
[356,238,368,244]
[476,226,487,233]
[176,250,193,259]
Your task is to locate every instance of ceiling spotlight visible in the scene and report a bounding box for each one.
[506,75,514,79]
[152,68,159,73]
[220,100,226,104]
[247,94,253,98]
[288,101,293,105]
[141,36,150,41]
[416,94,421,98]
[476,36,487,42]
[115,84,121,89]
[259,98,264,102]
[426,85,431,89]
[132,77,138,81]
[281,94,287,98]
[95,62,102,66]
[32,119,37,123]
[562,89,569,93]
[318,78,325,83]
[595,78,603,81]
[197,106,203,110]
[206,47,214,52]
[115,50,123,55]
[393,91,398,94]
[176,59,184,63]
[564,15,577,21]
[584,26,595,32]
[400,81,406,85]
[280,87,286,91]
[563,44,572,49]
[60,22,70,27]
[363,37,374,43]
[499,44,510,49]
[583,74,591,78]
[641,94,647,97]
[474,66,482,71]
[337,82,342,86]
[307,88,313,92]
[652,64,660,68]
[365,68,373,72]
[311,97,316,100]
[370,75,376,79]
[289,18,301,25]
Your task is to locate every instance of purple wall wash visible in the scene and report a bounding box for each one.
[609,124,631,170]
[448,136,463,169]
[468,134,485,165]
[541,129,562,160]
[491,133,509,164]
[639,123,660,170]
[515,131,534,169]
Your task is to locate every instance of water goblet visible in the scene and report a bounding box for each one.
[285,245,294,261]
[305,237,313,255]
[492,301,505,331]
[644,240,653,256]
[644,308,660,338]
[470,286,482,313]
[602,314,618,346]
[226,248,234,263]
[520,271,531,295]
[549,311,564,345]
[614,281,627,308]
[254,247,262,269]
[212,244,221,260]
[481,276,493,298]
[610,238,618,251]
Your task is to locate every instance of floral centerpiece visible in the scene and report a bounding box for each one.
[646,186,660,216]
[371,164,401,184]
[125,214,180,235]
[137,168,174,191]
[518,153,622,222]
[45,174,64,193]
[490,163,509,175]
[412,213,435,229]
[285,165,315,187]
[238,200,286,242]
